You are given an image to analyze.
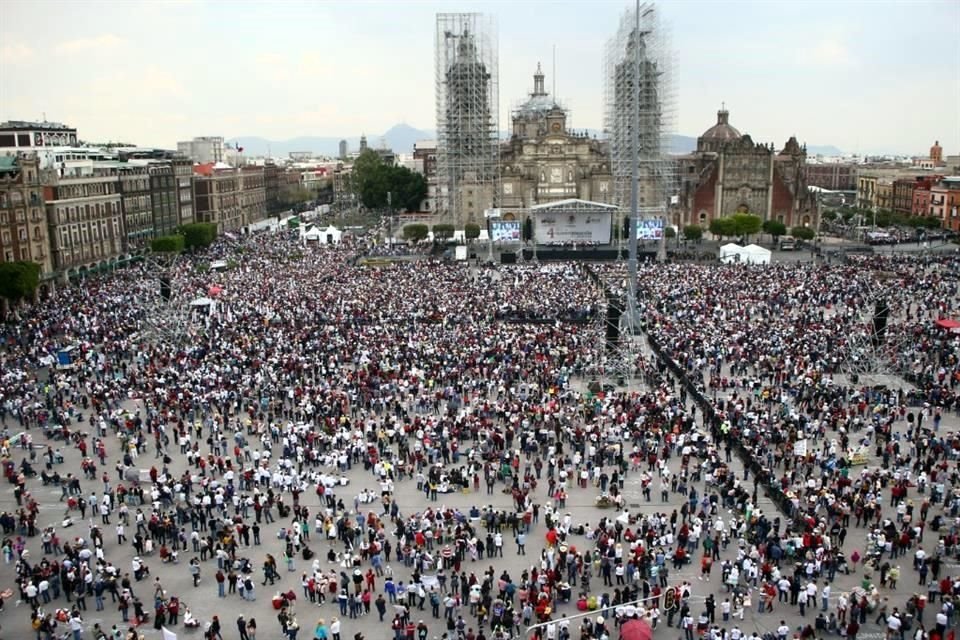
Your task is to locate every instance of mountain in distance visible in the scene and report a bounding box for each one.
[227,123,434,159]
[229,124,841,158]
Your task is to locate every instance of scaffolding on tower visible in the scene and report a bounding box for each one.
[435,13,500,228]
[603,1,675,331]
[600,2,675,383]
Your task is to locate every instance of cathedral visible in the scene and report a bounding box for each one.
[676,108,818,229]
[498,64,613,220]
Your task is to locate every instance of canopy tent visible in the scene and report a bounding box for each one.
[719,243,743,264]
[935,318,960,331]
[302,227,322,243]
[741,243,772,265]
[319,225,342,245]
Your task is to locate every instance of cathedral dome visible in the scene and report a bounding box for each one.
[516,93,560,117]
[700,109,740,143]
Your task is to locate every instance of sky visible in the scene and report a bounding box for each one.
[1,0,958,156]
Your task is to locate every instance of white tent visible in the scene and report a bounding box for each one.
[719,243,743,263]
[319,225,342,245]
[741,243,771,265]
[302,227,322,244]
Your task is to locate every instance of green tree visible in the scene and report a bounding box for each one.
[432,223,455,241]
[790,226,815,241]
[464,223,481,240]
[403,223,429,242]
[683,224,703,242]
[150,235,185,254]
[0,261,41,303]
[762,219,787,239]
[389,166,427,212]
[178,223,218,249]
[709,217,736,239]
[731,213,762,238]
[523,217,533,242]
[664,226,676,238]
[351,150,427,212]
[821,210,838,222]
[351,149,385,209]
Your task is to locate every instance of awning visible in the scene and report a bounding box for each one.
[935,318,960,330]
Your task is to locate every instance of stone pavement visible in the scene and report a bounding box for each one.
[3,372,955,640]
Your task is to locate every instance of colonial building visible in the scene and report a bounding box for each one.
[193,164,266,232]
[498,65,613,220]
[0,154,52,279]
[805,163,857,191]
[42,163,125,279]
[194,164,241,231]
[118,164,153,252]
[677,108,818,228]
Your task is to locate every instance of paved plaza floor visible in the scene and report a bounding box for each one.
[2,343,958,640]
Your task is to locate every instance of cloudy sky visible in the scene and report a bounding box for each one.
[1,0,957,155]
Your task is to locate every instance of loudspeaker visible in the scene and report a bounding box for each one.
[872,299,889,346]
[160,275,171,301]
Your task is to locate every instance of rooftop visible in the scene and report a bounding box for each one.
[0,120,76,131]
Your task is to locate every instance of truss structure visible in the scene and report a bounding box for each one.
[140,252,189,347]
[435,13,499,227]
[604,3,676,226]
[837,278,918,386]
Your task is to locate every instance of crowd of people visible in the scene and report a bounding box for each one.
[0,228,959,640]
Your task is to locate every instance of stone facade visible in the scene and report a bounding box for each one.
[678,109,818,229]
[498,65,612,220]
[43,166,125,277]
[0,154,52,278]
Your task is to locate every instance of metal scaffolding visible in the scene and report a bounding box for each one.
[603,1,675,333]
[435,13,500,227]
[140,251,189,346]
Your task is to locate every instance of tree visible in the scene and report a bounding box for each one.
[178,223,218,249]
[150,235,185,254]
[709,217,735,239]
[683,224,703,242]
[389,166,427,212]
[762,219,787,239]
[523,217,533,242]
[821,210,838,222]
[0,261,41,303]
[790,226,815,241]
[351,149,384,209]
[664,226,676,238]
[403,223,429,242]
[432,223,455,241]
[464,223,481,240]
[731,213,762,238]
[351,150,427,212]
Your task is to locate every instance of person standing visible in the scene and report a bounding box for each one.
[238,615,250,640]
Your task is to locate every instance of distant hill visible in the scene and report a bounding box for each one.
[228,123,435,159]
[229,125,841,158]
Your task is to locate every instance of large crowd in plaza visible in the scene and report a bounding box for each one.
[0,227,959,640]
